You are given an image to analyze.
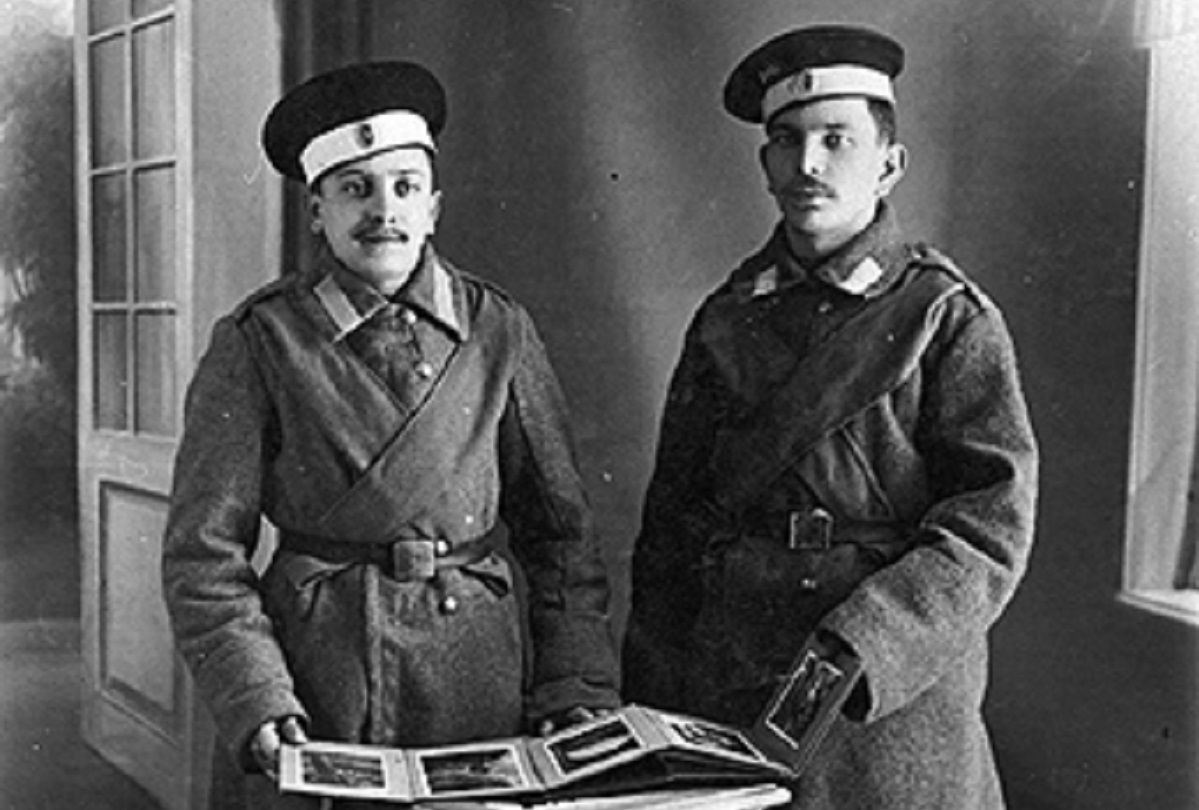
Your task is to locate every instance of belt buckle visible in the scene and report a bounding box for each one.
[390,540,437,581]
[788,508,833,551]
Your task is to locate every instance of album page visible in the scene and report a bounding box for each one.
[279,702,806,803]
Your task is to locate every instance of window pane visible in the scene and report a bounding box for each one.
[90,0,128,33]
[133,20,174,159]
[92,175,127,302]
[90,37,127,167]
[95,313,129,431]
[133,0,172,18]
[135,168,175,302]
[135,313,176,436]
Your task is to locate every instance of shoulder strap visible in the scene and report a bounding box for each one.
[712,261,964,515]
[230,274,296,323]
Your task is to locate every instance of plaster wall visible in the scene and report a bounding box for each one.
[279,2,1195,806]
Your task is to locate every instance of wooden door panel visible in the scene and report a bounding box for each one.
[99,484,180,733]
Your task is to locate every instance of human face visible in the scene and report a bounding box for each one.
[310,147,441,295]
[760,97,906,261]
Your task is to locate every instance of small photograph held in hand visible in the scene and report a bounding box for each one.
[765,651,846,748]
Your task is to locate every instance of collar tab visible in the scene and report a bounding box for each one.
[313,250,462,342]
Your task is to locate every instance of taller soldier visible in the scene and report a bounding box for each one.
[162,62,619,809]
[622,26,1039,809]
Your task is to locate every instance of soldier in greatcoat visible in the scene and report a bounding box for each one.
[622,26,1039,809]
[161,61,620,809]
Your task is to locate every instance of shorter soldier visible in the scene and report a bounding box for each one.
[622,25,1038,809]
[162,62,619,810]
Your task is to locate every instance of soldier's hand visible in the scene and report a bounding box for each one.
[536,705,612,736]
[249,715,309,780]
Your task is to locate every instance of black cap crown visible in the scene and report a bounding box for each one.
[262,61,447,182]
[724,25,904,124]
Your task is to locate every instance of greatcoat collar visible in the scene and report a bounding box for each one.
[733,201,912,301]
[308,244,464,343]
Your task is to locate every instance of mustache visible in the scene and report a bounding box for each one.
[353,225,411,243]
[770,180,834,198]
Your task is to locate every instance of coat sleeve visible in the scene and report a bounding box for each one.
[621,305,733,708]
[161,317,306,767]
[820,294,1039,722]
[497,309,621,722]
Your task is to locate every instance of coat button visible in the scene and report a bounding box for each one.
[401,308,417,326]
[415,361,434,378]
[441,595,459,614]
[434,539,451,557]
[799,578,819,592]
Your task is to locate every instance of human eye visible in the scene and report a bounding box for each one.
[339,176,369,198]
[824,131,852,150]
[393,177,420,197]
[767,128,800,149]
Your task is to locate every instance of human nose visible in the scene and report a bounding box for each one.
[367,186,402,224]
[799,143,826,178]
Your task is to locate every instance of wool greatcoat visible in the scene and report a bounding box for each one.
[162,246,620,809]
[622,203,1038,810]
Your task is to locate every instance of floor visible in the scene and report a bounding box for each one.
[0,512,163,809]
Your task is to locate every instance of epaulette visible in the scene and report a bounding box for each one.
[696,245,775,310]
[442,255,523,318]
[723,243,776,291]
[909,242,958,272]
[229,274,299,323]
[908,243,992,310]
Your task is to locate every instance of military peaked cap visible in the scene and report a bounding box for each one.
[262,61,447,185]
[724,25,904,124]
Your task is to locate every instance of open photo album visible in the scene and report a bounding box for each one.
[279,637,862,804]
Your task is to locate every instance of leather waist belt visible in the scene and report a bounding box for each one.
[282,530,495,581]
[740,508,906,551]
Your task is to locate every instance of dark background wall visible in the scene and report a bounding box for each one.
[298,1,1194,807]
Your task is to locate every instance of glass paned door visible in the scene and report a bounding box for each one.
[79,0,287,806]
[79,2,194,807]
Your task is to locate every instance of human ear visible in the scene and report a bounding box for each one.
[877,143,907,197]
[430,189,443,227]
[308,194,324,235]
[759,143,781,193]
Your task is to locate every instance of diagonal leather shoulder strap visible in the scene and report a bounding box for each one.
[713,263,964,515]
[312,301,515,543]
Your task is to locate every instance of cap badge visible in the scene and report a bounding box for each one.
[759,64,782,84]
[356,122,375,148]
[785,70,816,95]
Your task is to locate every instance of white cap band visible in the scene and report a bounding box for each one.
[761,64,894,121]
[300,110,435,184]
